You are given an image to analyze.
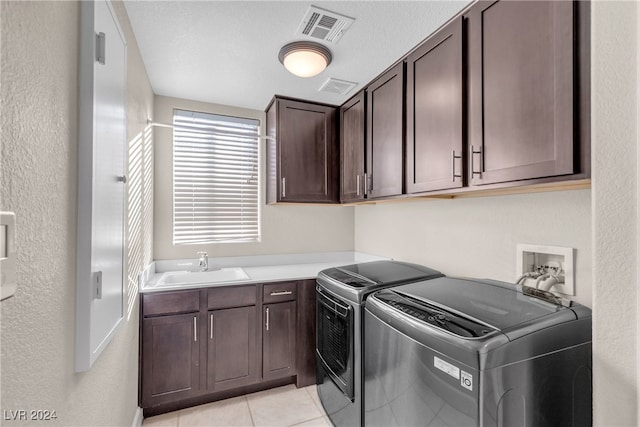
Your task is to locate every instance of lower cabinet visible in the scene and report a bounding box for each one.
[140,280,316,414]
[141,312,200,406]
[207,306,258,391]
[295,279,317,387]
[263,301,297,381]
[262,281,298,381]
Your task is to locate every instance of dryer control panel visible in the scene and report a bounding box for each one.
[375,290,497,338]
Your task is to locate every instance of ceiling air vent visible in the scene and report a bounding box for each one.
[319,78,358,96]
[296,5,355,44]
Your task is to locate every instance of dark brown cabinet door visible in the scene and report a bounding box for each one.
[263,301,297,381]
[266,103,278,204]
[467,0,575,185]
[206,306,258,392]
[406,17,464,193]
[366,62,405,198]
[266,97,338,203]
[295,280,316,387]
[141,313,200,406]
[340,91,366,202]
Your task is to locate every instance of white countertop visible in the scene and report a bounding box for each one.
[140,251,389,293]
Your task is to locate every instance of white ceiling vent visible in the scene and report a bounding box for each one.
[296,5,355,44]
[319,78,358,96]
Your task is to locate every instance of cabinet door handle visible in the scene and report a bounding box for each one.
[471,145,482,177]
[364,173,370,195]
[356,175,361,196]
[270,290,293,296]
[193,316,197,342]
[210,314,214,340]
[281,177,286,198]
[363,173,367,196]
[265,307,270,331]
[452,150,462,182]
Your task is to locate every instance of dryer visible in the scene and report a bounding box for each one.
[364,277,592,427]
[316,261,443,427]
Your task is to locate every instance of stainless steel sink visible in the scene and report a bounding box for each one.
[155,267,250,286]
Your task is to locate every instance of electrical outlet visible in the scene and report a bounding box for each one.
[516,244,575,296]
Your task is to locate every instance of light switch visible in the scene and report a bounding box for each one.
[1,212,17,301]
[0,224,7,258]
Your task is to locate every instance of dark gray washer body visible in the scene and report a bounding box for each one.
[364,277,592,427]
[316,261,443,427]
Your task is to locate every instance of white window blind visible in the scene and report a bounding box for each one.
[173,109,260,245]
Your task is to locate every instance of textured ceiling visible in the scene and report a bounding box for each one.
[123,1,470,111]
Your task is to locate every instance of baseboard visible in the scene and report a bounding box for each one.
[131,407,144,427]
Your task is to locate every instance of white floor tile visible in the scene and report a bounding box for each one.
[247,384,324,427]
[142,384,330,427]
[177,395,253,427]
[142,412,179,427]
[304,385,322,412]
[289,416,332,427]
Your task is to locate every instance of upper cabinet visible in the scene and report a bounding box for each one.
[282,0,589,204]
[366,62,406,199]
[266,96,339,204]
[466,0,578,186]
[406,17,464,194]
[340,91,366,203]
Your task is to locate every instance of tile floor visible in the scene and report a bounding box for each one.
[142,384,332,427]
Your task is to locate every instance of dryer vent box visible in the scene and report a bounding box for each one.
[516,244,575,296]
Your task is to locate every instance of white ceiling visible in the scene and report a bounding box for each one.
[123,1,470,111]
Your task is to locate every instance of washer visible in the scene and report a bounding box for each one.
[315,260,443,427]
[364,276,592,427]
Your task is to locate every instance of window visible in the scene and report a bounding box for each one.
[172,109,260,245]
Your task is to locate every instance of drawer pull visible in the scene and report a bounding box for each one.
[269,291,293,296]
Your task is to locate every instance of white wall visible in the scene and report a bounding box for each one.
[592,1,638,425]
[637,2,640,421]
[0,1,153,426]
[153,95,355,260]
[355,190,592,305]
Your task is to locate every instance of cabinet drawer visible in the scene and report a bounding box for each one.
[208,285,256,310]
[142,290,200,317]
[263,282,297,303]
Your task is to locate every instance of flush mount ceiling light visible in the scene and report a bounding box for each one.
[278,41,332,78]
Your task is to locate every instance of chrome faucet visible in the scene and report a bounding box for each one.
[197,251,208,271]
